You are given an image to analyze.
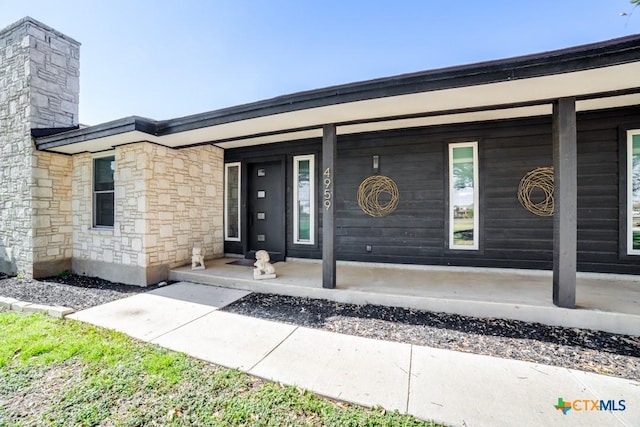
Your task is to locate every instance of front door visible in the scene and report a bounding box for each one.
[246,161,285,261]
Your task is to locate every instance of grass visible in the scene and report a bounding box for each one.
[452,218,473,233]
[0,312,441,426]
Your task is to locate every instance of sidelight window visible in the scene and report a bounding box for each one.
[225,162,241,241]
[293,155,315,244]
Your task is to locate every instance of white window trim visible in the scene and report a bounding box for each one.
[92,151,115,229]
[449,141,479,250]
[224,162,241,242]
[627,130,640,255]
[293,154,315,245]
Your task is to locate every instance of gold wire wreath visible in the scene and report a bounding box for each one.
[518,166,554,216]
[357,175,399,217]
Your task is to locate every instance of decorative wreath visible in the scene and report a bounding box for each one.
[518,166,554,216]
[357,175,399,217]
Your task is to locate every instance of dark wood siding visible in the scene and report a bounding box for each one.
[222,105,640,274]
[576,108,640,274]
[335,130,445,264]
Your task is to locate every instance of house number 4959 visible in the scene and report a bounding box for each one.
[323,167,332,210]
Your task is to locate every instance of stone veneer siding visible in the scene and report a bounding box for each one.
[145,143,224,268]
[0,17,79,277]
[32,151,73,277]
[72,142,224,286]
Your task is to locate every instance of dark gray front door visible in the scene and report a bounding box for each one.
[247,161,285,261]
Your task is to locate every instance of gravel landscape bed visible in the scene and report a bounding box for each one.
[1,273,638,381]
[0,273,156,311]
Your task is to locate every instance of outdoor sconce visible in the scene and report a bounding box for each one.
[373,155,379,173]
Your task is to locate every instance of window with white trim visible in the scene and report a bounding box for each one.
[225,162,241,241]
[627,130,640,254]
[449,142,479,250]
[93,155,115,228]
[293,155,315,244]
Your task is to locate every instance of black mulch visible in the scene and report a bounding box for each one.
[0,274,160,311]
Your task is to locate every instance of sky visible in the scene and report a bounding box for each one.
[2,0,639,125]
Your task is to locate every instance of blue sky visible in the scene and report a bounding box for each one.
[2,0,639,125]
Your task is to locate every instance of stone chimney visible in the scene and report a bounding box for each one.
[0,17,80,277]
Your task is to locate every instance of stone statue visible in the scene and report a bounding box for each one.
[253,250,276,279]
[191,247,206,270]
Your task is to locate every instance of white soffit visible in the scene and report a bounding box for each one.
[48,62,640,153]
[186,62,640,149]
[576,93,640,112]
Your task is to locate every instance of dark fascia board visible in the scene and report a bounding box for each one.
[35,33,640,149]
[158,33,640,134]
[31,126,80,138]
[35,116,158,150]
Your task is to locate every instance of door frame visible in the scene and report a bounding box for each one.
[241,155,287,260]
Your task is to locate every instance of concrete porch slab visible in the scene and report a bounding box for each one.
[249,326,412,412]
[408,345,638,427]
[67,282,249,341]
[170,259,640,336]
[151,311,297,370]
[150,281,250,308]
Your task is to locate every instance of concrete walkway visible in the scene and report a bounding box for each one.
[68,282,640,427]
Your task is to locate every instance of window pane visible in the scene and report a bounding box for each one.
[294,156,314,244]
[94,156,115,191]
[298,160,310,201]
[297,160,311,242]
[226,165,239,239]
[632,135,640,251]
[95,192,114,227]
[451,144,476,248]
[298,201,311,241]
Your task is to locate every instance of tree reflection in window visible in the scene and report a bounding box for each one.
[450,143,478,250]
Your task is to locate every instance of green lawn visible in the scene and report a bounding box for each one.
[452,218,473,233]
[0,312,440,426]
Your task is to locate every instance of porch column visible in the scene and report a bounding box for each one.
[552,97,577,308]
[322,124,337,289]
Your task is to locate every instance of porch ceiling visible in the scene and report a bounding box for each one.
[35,38,640,154]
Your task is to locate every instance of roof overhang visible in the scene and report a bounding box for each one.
[35,34,640,154]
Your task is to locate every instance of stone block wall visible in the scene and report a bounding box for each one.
[25,19,79,128]
[71,142,224,286]
[32,151,73,276]
[71,149,147,285]
[1,20,38,275]
[145,143,224,268]
[0,17,79,277]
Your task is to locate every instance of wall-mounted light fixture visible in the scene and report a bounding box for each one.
[373,155,379,173]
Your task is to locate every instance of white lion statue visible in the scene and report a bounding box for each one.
[253,250,276,279]
[191,247,206,270]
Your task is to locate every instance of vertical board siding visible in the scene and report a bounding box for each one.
[223,106,640,274]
